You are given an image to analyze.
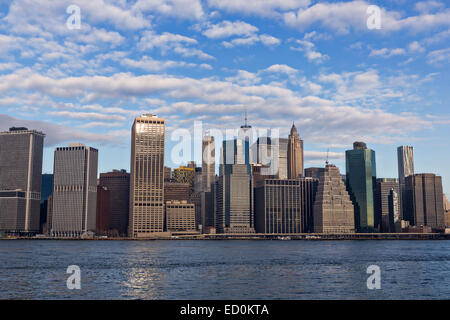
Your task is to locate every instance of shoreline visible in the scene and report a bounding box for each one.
[1,233,449,241]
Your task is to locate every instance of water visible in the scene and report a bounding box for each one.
[0,240,449,300]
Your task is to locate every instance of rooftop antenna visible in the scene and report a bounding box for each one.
[326,148,330,166]
[240,107,251,130]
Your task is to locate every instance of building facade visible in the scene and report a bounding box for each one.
[255,137,288,179]
[404,174,445,229]
[51,143,98,237]
[254,178,317,234]
[345,142,377,232]
[129,114,165,237]
[99,170,130,236]
[165,200,196,232]
[216,163,254,234]
[397,146,414,220]
[305,167,325,180]
[202,135,215,192]
[287,123,304,179]
[96,185,110,235]
[0,127,45,235]
[164,181,190,202]
[375,178,400,232]
[313,164,355,234]
[172,166,195,194]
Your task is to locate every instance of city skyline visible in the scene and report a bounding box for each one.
[0,1,448,195]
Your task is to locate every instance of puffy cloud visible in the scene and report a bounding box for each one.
[202,21,258,39]
[290,39,329,63]
[222,34,280,48]
[284,1,450,34]
[427,48,450,64]
[369,47,406,57]
[207,0,311,17]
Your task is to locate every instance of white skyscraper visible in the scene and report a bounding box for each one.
[129,114,165,237]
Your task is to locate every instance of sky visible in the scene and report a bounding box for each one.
[0,0,449,194]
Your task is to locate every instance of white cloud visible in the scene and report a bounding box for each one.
[284,1,450,34]
[427,48,450,64]
[222,34,280,48]
[369,47,406,58]
[290,39,329,63]
[264,64,298,75]
[207,0,311,17]
[133,0,204,19]
[202,21,258,39]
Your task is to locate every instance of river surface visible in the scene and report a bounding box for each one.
[0,240,449,299]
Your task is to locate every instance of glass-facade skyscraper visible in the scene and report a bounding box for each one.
[345,142,377,232]
[397,146,414,219]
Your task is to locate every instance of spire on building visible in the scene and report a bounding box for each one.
[240,108,251,130]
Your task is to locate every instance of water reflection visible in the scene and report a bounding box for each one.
[0,240,449,299]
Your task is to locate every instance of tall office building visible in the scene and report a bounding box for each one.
[0,127,45,235]
[202,135,215,192]
[40,173,54,234]
[96,185,110,235]
[313,164,355,234]
[254,178,317,234]
[51,143,98,237]
[345,142,377,232]
[216,164,254,234]
[397,146,414,219]
[255,137,288,179]
[129,114,165,237]
[99,170,130,236]
[287,123,304,179]
[404,174,445,229]
[375,178,400,232]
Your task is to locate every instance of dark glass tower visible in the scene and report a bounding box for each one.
[345,142,377,232]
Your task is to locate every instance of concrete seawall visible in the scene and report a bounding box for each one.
[1,233,450,240]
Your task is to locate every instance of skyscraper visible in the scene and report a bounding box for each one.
[287,123,304,179]
[96,185,110,235]
[375,178,400,232]
[216,163,254,234]
[51,143,98,237]
[404,174,445,229]
[0,127,45,235]
[254,178,317,234]
[99,170,130,236]
[40,173,53,234]
[129,114,165,237]
[202,135,215,192]
[397,146,414,219]
[255,137,289,179]
[345,142,377,232]
[313,164,355,234]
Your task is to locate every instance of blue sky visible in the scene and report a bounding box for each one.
[0,0,449,194]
